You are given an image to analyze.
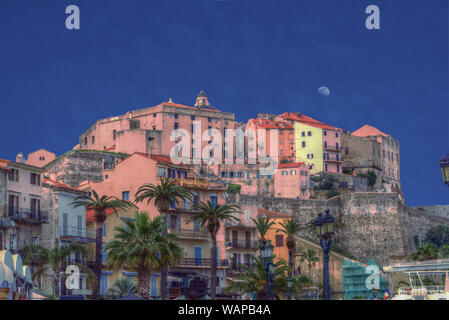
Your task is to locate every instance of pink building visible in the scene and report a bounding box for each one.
[25,149,56,168]
[78,152,231,290]
[78,91,236,161]
[274,162,310,199]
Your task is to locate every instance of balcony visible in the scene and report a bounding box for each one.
[60,227,96,243]
[228,263,255,273]
[324,155,342,163]
[180,258,229,268]
[323,144,341,152]
[225,239,259,249]
[168,227,210,240]
[7,207,48,224]
[225,220,257,230]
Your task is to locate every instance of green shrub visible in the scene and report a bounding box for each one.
[326,190,341,199]
[227,183,241,194]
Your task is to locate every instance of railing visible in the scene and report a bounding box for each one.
[7,207,48,224]
[323,144,341,152]
[60,227,95,243]
[168,227,210,239]
[228,263,255,272]
[180,258,229,267]
[324,155,342,162]
[225,239,259,249]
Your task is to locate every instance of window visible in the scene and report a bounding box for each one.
[122,191,130,200]
[91,136,95,144]
[8,169,19,182]
[279,130,283,135]
[208,117,212,123]
[290,170,296,175]
[210,195,218,208]
[307,131,311,136]
[336,132,339,138]
[302,141,306,148]
[84,137,88,146]
[325,163,328,172]
[337,165,340,173]
[301,131,305,137]
[153,113,156,118]
[290,130,293,134]
[174,122,179,130]
[275,234,284,247]
[246,172,250,179]
[62,213,68,236]
[191,115,195,120]
[113,130,116,140]
[39,156,45,161]
[280,150,284,155]
[157,167,166,177]
[174,113,178,119]
[280,139,283,144]
[282,170,287,176]
[323,131,327,136]
[290,139,294,144]
[193,193,199,206]
[345,147,349,155]
[77,216,82,236]
[10,234,17,251]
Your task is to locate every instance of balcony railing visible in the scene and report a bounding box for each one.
[225,239,259,249]
[180,258,229,267]
[324,155,342,163]
[60,227,96,243]
[228,263,255,272]
[323,144,341,152]
[168,227,210,239]
[7,207,48,224]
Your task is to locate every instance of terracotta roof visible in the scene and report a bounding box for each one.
[279,112,341,131]
[133,152,191,167]
[0,159,10,171]
[42,178,84,193]
[278,162,306,169]
[257,208,290,219]
[351,124,388,138]
[86,208,117,224]
[249,118,293,129]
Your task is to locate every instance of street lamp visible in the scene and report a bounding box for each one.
[314,210,335,300]
[439,153,449,186]
[260,240,274,300]
[269,261,275,300]
[287,278,293,300]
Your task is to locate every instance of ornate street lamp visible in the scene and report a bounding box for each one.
[439,153,449,186]
[287,278,293,300]
[260,240,274,300]
[314,210,335,300]
[269,261,275,300]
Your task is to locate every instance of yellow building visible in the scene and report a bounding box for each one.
[280,112,343,175]
[257,208,290,264]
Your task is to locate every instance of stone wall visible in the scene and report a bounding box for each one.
[43,150,126,187]
[236,192,448,267]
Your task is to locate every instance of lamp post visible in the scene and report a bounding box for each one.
[287,277,293,300]
[260,240,274,300]
[439,153,449,186]
[269,261,275,300]
[314,210,335,300]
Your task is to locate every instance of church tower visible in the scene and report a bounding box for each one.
[194,90,210,108]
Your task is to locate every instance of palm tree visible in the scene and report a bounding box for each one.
[108,278,137,298]
[252,215,276,245]
[186,201,240,299]
[134,177,192,299]
[105,212,183,299]
[300,248,319,282]
[226,256,307,299]
[276,218,301,290]
[22,243,92,297]
[411,242,439,261]
[71,189,136,298]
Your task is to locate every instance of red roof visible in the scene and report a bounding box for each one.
[278,162,306,169]
[257,208,290,219]
[352,124,388,138]
[279,112,341,131]
[249,118,293,129]
[42,178,84,193]
[104,145,116,151]
[133,152,191,167]
[0,159,10,171]
[86,208,117,223]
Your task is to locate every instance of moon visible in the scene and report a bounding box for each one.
[318,86,330,96]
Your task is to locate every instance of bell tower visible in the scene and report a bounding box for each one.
[194,90,210,108]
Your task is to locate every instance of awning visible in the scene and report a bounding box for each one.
[22,265,32,284]
[31,292,46,300]
[12,254,24,278]
[0,261,15,286]
[0,250,14,272]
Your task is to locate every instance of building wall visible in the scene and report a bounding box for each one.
[273,163,310,199]
[26,149,56,168]
[294,123,323,173]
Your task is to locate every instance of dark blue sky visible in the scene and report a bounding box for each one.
[0,0,447,206]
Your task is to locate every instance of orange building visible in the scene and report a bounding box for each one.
[257,208,290,264]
